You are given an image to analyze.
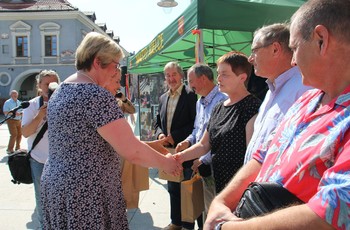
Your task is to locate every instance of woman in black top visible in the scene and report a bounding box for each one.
[176,51,261,193]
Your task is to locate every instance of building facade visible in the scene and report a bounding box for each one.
[0,0,128,112]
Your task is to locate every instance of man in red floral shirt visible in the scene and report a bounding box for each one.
[204,0,350,229]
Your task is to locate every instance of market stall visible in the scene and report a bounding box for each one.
[128,0,306,73]
[128,0,306,140]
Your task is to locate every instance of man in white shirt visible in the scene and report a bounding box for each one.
[176,63,227,221]
[3,90,23,154]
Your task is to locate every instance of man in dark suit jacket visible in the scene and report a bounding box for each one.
[154,62,198,230]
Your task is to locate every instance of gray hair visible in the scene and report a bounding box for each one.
[9,90,18,96]
[164,61,185,78]
[253,23,291,54]
[187,63,214,81]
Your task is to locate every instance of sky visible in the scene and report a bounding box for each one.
[68,0,191,54]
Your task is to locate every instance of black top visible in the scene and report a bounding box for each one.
[208,94,261,193]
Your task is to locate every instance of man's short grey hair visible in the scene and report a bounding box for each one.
[253,23,291,54]
[9,90,18,96]
[164,61,185,77]
[187,63,214,81]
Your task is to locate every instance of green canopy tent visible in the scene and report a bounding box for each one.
[128,0,306,74]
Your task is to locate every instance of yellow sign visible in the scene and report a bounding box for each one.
[134,33,164,65]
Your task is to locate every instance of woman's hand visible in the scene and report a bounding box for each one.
[191,159,202,173]
[162,153,183,176]
[173,152,185,164]
[37,104,47,120]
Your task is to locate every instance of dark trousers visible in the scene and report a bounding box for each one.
[168,167,203,229]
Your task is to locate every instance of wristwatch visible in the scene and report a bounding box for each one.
[214,221,226,230]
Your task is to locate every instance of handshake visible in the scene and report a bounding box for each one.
[146,138,185,177]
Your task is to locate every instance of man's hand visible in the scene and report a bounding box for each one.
[165,135,175,146]
[175,140,190,153]
[204,199,237,230]
[158,134,175,147]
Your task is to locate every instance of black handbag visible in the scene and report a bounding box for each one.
[235,182,304,219]
[8,150,32,184]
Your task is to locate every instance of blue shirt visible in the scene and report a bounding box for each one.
[244,66,312,164]
[3,98,22,120]
[185,85,227,165]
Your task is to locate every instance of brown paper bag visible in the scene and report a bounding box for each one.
[181,174,204,222]
[124,191,140,209]
[145,139,169,155]
[159,169,184,182]
[121,159,149,209]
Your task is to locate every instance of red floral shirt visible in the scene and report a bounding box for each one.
[253,86,350,230]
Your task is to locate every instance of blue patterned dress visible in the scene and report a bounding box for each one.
[41,83,128,229]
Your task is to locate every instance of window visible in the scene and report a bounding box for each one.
[45,35,57,56]
[16,36,28,57]
[39,22,60,59]
[10,21,31,60]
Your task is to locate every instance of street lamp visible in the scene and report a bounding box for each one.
[157,0,178,8]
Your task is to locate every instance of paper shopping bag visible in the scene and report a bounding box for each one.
[124,190,140,209]
[122,159,149,191]
[145,139,169,155]
[181,174,205,222]
[121,159,149,209]
[158,169,184,182]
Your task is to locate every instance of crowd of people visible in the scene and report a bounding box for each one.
[1,0,349,229]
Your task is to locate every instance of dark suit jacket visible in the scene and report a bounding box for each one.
[154,85,197,167]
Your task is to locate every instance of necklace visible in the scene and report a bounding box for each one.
[78,71,96,84]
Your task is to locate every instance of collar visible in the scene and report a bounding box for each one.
[10,98,19,104]
[167,84,184,97]
[200,85,220,107]
[334,84,350,108]
[266,66,300,92]
[308,84,350,116]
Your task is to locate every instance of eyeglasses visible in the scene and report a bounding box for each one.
[111,60,121,70]
[250,43,273,56]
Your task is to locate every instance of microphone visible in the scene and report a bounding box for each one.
[48,82,59,99]
[8,101,30,115]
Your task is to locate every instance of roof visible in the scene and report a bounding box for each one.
[0,0,77,11]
